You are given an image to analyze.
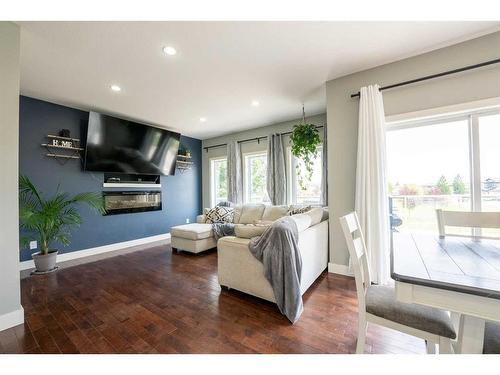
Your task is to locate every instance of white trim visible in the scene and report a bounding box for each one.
[19,233,171,271]
[0,307,24,332]
[103,183,161,188]
[386,96,500,125]
[328,262,353,277]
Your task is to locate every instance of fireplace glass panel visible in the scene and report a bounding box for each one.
[103,191,162,215]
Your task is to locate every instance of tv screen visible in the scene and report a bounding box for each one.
[84,112,180,175]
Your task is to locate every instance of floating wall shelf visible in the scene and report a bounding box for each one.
[176,153,193,173]
[42,134,83,164]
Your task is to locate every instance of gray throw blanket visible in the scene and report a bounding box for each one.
[212,222,235,241]
[248,216,303,323]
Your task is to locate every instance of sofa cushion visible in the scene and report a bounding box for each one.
[262,205,288,222]
[233,205,242,223]
[204,206,234,224]
[366,285,456,339]
[171,223,213,240]
[238,204,266,224]
[234,224,269,239]
[303,207,324,226]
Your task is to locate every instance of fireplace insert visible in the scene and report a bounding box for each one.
[103,191,162,215]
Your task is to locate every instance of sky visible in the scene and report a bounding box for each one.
[386,114,500,186]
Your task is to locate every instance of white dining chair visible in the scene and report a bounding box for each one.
[436,209,500,239]
[340,212,456,354]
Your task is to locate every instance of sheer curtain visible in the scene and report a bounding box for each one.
[355,85,390,284]
[227,141,243,205]
[266,133,287,205]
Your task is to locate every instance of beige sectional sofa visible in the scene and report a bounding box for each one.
[170,204,329,303]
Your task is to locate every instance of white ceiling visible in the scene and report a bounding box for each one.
[18,21,500,139]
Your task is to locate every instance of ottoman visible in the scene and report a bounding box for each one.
[170,223,216,254]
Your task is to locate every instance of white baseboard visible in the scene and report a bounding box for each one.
[0,307,24,332]
[328,262,353,277]
[20,233,171,271]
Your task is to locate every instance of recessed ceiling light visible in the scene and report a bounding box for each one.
[110,84,121,92]
[162,46,177,56]
[251,100,260,107]
[199,117,207,122]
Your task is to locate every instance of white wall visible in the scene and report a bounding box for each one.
[327,31,500,268]
[0,22,23,330]
[201,113,326,208]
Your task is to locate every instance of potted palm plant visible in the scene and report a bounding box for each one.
[19,175,105,274]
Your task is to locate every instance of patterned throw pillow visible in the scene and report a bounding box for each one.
[205,206,234,224]
[216,201,234,207]
[287,205,312,216]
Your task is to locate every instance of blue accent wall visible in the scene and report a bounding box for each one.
[19,96,202,261]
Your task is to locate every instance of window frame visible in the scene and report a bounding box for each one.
[209,156,228,207]
[288,144,323,206]
[242,150,269,204]
[386,106,500,236]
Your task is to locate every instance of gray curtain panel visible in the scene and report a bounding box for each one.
[321,127,328,206]
[227,141,243,205]
[266,133,287,205]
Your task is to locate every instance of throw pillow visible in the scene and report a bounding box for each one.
[234,224,269,239]
[216,200,234,207]
[205,206,234,224]
[287,205,312,216]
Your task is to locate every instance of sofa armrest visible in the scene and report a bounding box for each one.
[196,215,206,224]
[290,214,312,232]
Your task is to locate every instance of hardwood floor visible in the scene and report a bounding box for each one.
[0,244,425,354]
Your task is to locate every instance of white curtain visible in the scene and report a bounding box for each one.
[355,84,390,285]
[266,133,287,205]
[227,141,243,205]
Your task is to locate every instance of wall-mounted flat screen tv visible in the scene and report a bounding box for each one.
[84,111,180,175]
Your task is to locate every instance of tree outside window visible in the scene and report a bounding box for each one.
[211,158,227,206]
[291,146,322,205]
[244,153,270,204]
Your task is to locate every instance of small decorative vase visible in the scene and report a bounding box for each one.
[32,250,58,274]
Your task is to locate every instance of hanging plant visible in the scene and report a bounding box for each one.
[290,105,321,190]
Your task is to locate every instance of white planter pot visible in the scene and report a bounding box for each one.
[32,250,58,273]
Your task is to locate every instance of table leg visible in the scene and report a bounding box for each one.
[456,315,485,354]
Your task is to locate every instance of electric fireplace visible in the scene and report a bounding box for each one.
[103,191,162,215]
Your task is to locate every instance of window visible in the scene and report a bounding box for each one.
[387,109,500,236]
[243,152,270,204]
[210,157,227,207]
[478,113,500,237]
[290,146,323,205]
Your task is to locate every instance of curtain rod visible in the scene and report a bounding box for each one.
[350,57,500,99]
[203,125,324,152]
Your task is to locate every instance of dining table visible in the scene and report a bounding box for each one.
[391,232,500,354]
